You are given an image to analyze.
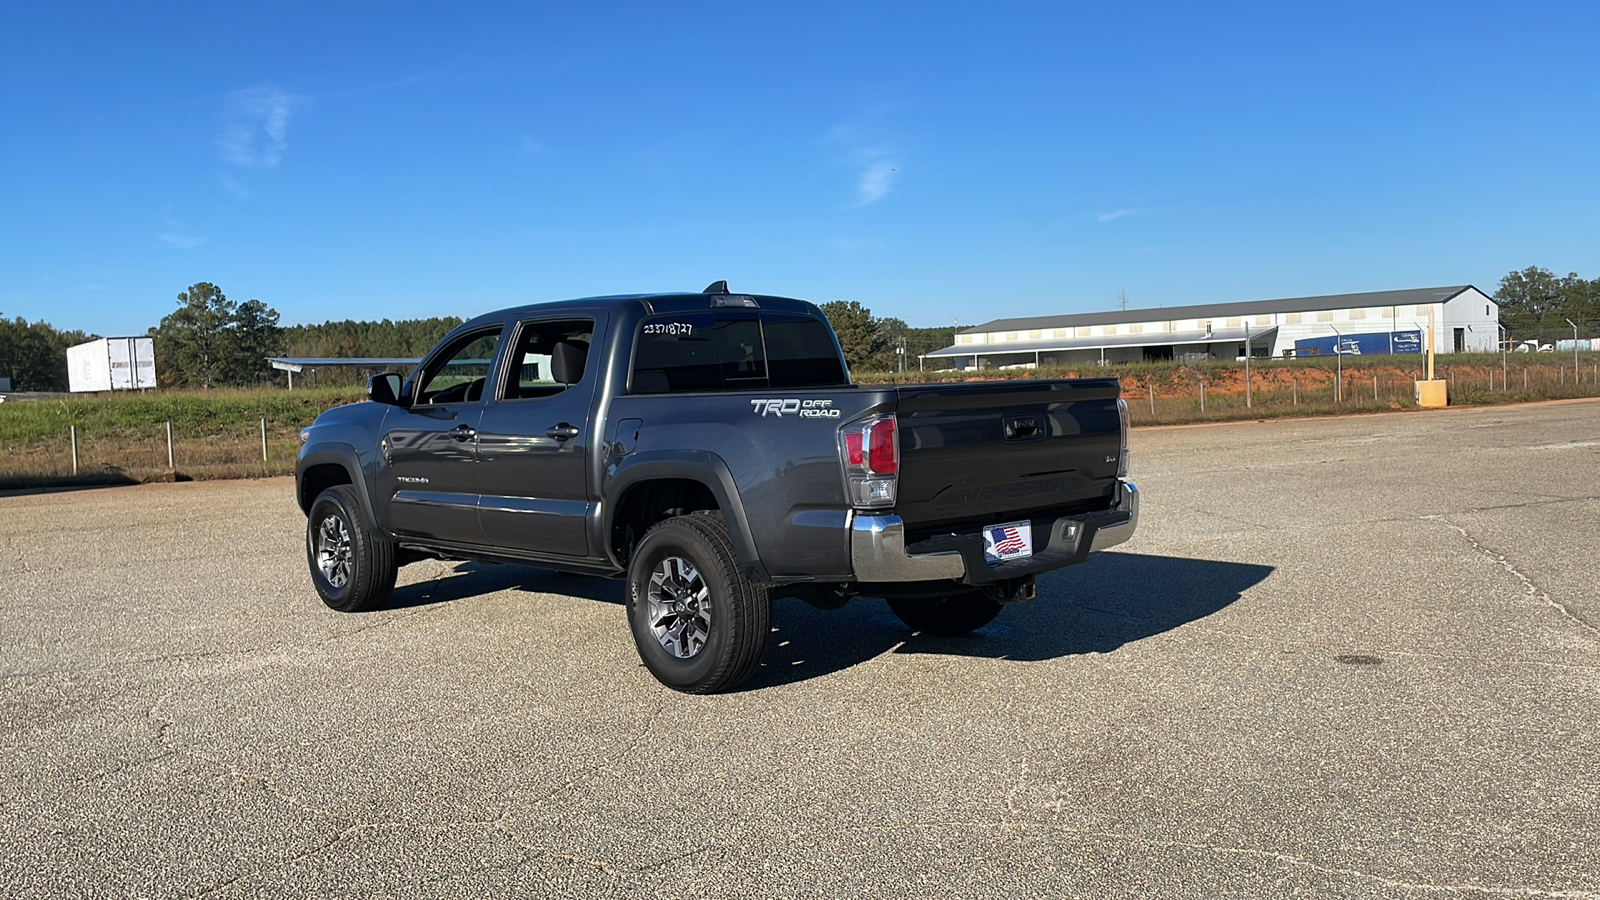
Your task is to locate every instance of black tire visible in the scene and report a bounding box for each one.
[887,591,1003,636]
[626,512,771,694]
[306,485,398,613]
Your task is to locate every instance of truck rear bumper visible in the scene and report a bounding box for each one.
[850,481,1139,585]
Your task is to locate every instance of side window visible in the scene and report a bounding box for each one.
[499,319,594,401]
[764,315,848,387]
[632,314,765,394]
[415,328,502,405]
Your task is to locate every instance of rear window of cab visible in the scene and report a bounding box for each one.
[630,313,848,393]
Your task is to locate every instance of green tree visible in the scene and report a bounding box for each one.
[1495,267,1595,343]
[819,300,878,371]
[156,283,236,388]
[1495,266,1567,318]
[0,314,92,391]
[153,283,285,387]
[226,298,282,384]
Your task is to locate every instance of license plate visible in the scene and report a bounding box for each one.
[983,521,1033,563]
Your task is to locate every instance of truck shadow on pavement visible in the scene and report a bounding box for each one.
[383,563,627,610]
[380,552,1271,693]
[746,552,1273,691]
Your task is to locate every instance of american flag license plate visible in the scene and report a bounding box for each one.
[983,521,1033,563]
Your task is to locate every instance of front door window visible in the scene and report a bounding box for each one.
[416,331,501,405]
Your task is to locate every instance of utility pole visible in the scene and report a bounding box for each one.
[1244,322,1252,408]
[1568,319,1581,375]
[1120,289,1128,312]
[1330,323,1344,402]
[1497,323,1508,390]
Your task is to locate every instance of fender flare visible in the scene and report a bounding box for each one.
[297,442,383,533]
[604,450,769,582]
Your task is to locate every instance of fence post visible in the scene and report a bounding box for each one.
[261,417,268,462]
[1524,368,1528,390]
[1148,383,1155,418]
[1373,374,1378,401]
[1199,376,1205,412]
[166,421,174,470]
[1292,376,1298,405]
[70,425,78,476]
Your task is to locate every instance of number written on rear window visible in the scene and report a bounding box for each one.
[643,323,694,336]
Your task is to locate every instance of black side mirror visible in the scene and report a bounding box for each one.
[367,372,403,405]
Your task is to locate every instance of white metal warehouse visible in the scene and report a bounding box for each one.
[926,285,1500,369]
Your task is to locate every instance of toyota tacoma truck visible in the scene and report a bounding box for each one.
[296,282,1138,693]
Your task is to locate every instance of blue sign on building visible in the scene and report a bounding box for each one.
[1295,330,1422,356]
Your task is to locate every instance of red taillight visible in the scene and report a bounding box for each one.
[839,414,899,509]
[867,418,897,474]
[845,432,864,467]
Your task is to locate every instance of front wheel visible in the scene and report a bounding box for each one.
[887,591,1003,636]
[626,512,771,694]
[306,485,397,612]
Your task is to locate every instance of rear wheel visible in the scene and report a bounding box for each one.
[626,512,770,694]
[887,591,1003,636]
[306,485,397,612]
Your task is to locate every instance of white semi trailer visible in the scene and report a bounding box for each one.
[66,337,157,392]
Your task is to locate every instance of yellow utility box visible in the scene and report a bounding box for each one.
[1416,379,1448,408]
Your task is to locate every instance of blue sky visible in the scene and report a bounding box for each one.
[3,1,1597,337]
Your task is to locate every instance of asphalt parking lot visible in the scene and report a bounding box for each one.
[2,399,1598,899]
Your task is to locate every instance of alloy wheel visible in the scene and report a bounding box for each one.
[646,556,712,658]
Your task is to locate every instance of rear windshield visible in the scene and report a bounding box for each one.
[631,312,848,394]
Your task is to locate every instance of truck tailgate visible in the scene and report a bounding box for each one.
[892,379,1123,533]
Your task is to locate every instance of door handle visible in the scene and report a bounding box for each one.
[450,424,477,442]
[546,424,581,441]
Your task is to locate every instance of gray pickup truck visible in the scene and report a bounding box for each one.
[295,283,1138,693]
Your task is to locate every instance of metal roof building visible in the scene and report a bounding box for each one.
[268,356,421,389]
[926,285,1500,368]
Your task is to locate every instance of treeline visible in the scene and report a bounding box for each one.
[280,317,464,360]
[4,270,1595,392]
[145,282,461,388]
[1494,267,1600,345]
[818,300,964,373]
[0,282,463,391]
[0,316,93,391]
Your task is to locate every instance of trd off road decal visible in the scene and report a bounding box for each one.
[750,398,840,418]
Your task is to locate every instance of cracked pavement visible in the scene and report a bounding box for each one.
[2,399,1597,898]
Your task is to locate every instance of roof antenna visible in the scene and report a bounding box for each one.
[703,280,729,294]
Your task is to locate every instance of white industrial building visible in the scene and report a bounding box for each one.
[927,285,1501,369]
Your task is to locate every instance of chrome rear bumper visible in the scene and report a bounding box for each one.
[850,481,1139,583]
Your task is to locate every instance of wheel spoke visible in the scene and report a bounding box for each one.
[314,514,352,588]
[645,555,713,659]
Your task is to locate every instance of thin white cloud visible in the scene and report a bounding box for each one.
[827,112,903,209]
[856,156,897,207]
[1098,208,1142,223]
[158,210,204,249]
[219,85,303,169]
[220,175,251,199]
[521,136,549,154]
